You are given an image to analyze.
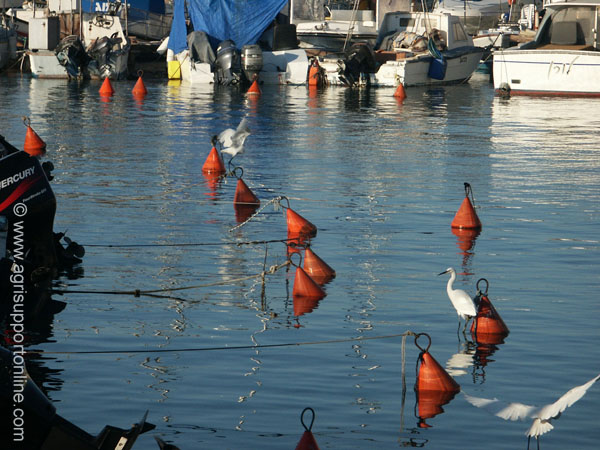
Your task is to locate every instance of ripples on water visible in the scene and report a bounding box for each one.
[1,73,599,449]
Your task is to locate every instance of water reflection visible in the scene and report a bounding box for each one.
[451,227,480,273]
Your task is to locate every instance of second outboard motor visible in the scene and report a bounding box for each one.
[338,43,377,87]
[241,44,263,83]
[55,35,90,78]
[215,39,241,86]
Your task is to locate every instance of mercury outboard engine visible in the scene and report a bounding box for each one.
[338,43,377,87]
[87,32,125,79]
[241,44,263,84]
[215,39,241,85]
[55,35,90,78]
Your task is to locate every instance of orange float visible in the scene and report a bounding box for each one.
[22,117,46,156]
[393,83,406,100]
[303,247,335,284]
[99,77,114,96]
[470,278,510,338]
[132,71,148,97]
[292,266,326,300]
[287,208,317,237]
[414,333,460,393]
[247,79,261,95]
[233,178,260,205]
[451,182,482,229]
[202,146,226,174]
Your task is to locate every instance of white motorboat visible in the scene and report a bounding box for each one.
[291,0,410,52]
[432,0,513,34]
[493,0,600,96]
[318,10,485,87]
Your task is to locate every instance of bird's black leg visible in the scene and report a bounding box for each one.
[527,435,530,450]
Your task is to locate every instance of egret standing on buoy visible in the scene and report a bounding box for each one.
[463,373,600,450]
[438,267,477,334]
[214,117,251,168]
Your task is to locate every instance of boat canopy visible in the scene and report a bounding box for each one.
[167,0,288,54]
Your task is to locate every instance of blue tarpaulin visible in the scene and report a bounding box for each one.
[167,0,288,54]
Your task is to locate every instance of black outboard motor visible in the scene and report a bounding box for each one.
[87,32,126,79]
[338,43,377,87]
[241,44,263,83]
[215,39,241,85]
[0,347,155,449]
[54,35,90,78]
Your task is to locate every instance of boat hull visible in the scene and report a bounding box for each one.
[493,49,600,96]
[28,49,129,80]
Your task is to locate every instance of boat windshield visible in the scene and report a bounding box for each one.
[539,6,597,48]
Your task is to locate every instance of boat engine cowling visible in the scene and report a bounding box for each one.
[55,35,90,78]
[215,39,241,85]
[338,43,377,87]
[241,44,263,83]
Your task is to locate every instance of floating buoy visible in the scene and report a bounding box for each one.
[132,71,148,97]
[394,83,406,100]
[295,407,320,450]
[247,79,261,96]
[307,59,323,87]
[293,266,326,300]
[233,178,260,205]
[451,182,482,229]
[303,247,335,284]
[470,278,509,338]
[202,146,226,174]
[99,77,114,96]
[22,117,46,156]
[415,333,460,393]
[287,208,317,238]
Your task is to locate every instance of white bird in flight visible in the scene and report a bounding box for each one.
[463,373,600,449]
[214,117,251,167]
[438,267,477,334]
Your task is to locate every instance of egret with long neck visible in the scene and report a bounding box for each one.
[438,267,477,334]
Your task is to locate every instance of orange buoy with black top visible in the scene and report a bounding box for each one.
[451,182,482,229]
[22,117,46,156]
[293,266,326,300]
[132,71,148,97]
[287,208,317,238]
[470,278,509,337]
[307,58,323,87]
[414,333,460,393]
[202,146,226,174]
[233,178,260,205]
[99,77,114,96]
[247,79,261,96]
[394,83,406,100]
[303,247,335,284]
[295,407,320,450]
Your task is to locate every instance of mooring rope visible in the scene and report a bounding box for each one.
[20,331,418,355]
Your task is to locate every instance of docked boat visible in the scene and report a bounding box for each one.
[493,0,600,96]
[318,9,485,87]
[291,0,409,53]
[0,15,17,69]
[26,1,130,79]
[166,0,309,85]
[432,0,512,34]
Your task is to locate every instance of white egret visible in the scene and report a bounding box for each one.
[215,117,251,167]
[463,373,600,449]
[438,267,477,334]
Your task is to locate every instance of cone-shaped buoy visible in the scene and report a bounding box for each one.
[293,266,326,300]
[23,118,46,156]
[393,83,406,100]
[99,77,114,96]
[470,295,510,336]
[233,178,260,205]
[247,79,261,96]
[202,146,226,174]
[132,72,148,97]
[295,408,320,450]
[451,183,482,229]
[414,333,460,393]
[303,247,335,284]
[287,208,317,238]
[293,296,320,316]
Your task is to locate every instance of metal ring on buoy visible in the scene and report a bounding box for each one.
[414,333,432,353]
[289,252,303,268]
[231,166,244,179]
[476,278,489,295]
[300,407,315,432]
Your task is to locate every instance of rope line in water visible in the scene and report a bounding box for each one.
[84,238,292,248]
[21,331,417,355]
[52,260,291,298]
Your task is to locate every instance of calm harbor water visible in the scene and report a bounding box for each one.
[1,73,599,449]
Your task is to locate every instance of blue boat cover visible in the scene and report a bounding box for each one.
[168,0,288,54]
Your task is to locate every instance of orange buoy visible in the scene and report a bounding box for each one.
[470,294,510,336]
[247,79,261,96]
[295,408,320,450]
[293,266,326,300]
[393,83,406,100]
[202,146,226,174]
[233,178,260,205]
[132,72,148,97]
[287,208,317,238]
[303,247,335,284]
[415,333,460,393]
[451,182,482,229]
[307,59,322,87]
[99,77,114,96]
[22,118,46,156]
